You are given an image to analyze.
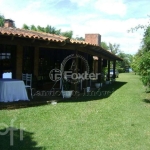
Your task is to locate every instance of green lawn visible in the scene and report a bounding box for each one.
[0,73,150,150]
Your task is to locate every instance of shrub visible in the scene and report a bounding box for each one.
[117,68,124,73]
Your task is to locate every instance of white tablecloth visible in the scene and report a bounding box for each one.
[0,79,29,102]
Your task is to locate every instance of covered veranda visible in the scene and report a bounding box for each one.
[0,23,122,102]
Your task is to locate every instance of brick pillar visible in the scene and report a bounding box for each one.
[16,45,23,79]
[34,47,39,77]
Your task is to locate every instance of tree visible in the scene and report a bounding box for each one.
[22,24,30,30]
[117,52,133,70]
[129,16,150,89]
[131,49,143,74]
[100,41,133,71]
[30,25,37,31]
[108,43,120,54]
[37,25,45,32]
[60,30,73,38]
[139,51,150,87]
[0,14,5,27]
[22,24,62,35]
[44,25,61,35]
[76,37,84,41]
[101,42,109,49]
[101,42,120,54]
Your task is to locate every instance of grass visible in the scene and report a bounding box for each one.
[0,73,150,150]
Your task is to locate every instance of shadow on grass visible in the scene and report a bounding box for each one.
[60,81,127,103]
[0,81,127,108]
[0,127,45,150]
[143,99,150,103]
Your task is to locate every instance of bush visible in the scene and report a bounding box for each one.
[117,68,124,73]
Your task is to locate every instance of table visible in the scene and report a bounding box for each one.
[0,79,29,102]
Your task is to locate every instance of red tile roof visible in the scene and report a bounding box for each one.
[0,27,69,42]
[0,27,123,60]
[0,27,97,46]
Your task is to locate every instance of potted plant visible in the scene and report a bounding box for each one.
[61,79,73,98]
[95,83,100,88]
[111,74,116,83]
[95,73,104,88]
[105,75,110,85]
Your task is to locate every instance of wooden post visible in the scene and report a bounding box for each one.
[98,57,102,82]
[34,46,39,77]
[107,60,110,81]
[113,60,116,78]
[74,49,78,91]
[16,45,23,79]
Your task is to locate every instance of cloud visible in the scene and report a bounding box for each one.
[65,17,148,54]
[94,0,127,16]
[0,0,66,27]
[70,0,92,6]
[70,0,127,16]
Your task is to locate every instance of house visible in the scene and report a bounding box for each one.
[0,19,122,90]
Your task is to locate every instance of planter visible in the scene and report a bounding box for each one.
[86,87,90,92]
[95,83,100,88]
[100,83,103,87]
[95,83,103,88]
[111,78,116,82]
[62,90,73,98]
[51,100,57,105]
[106,81,110,85]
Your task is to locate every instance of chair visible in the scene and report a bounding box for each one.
[22,73,33,98]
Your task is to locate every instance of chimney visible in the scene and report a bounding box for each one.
[85,34,101,46]
[4,19,15,28]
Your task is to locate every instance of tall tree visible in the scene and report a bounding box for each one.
[129,16,150,88]
[0,14,5,27]
[37,25,45,32]
[131,49,143,74]
[117,52,133,69]
[101,42,109,49]
[76,36,84,41]
[30,25,37,31]
[22,24,62,35]
[60,30,73,38]
[44,25,61,35]
[22,24,30,30]
[108,43,120,54]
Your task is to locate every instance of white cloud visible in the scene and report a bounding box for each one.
[94,0,127,16]
[70,0,92,6]
[0,0,66,27]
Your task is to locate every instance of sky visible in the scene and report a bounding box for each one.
[0,0,150,55]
